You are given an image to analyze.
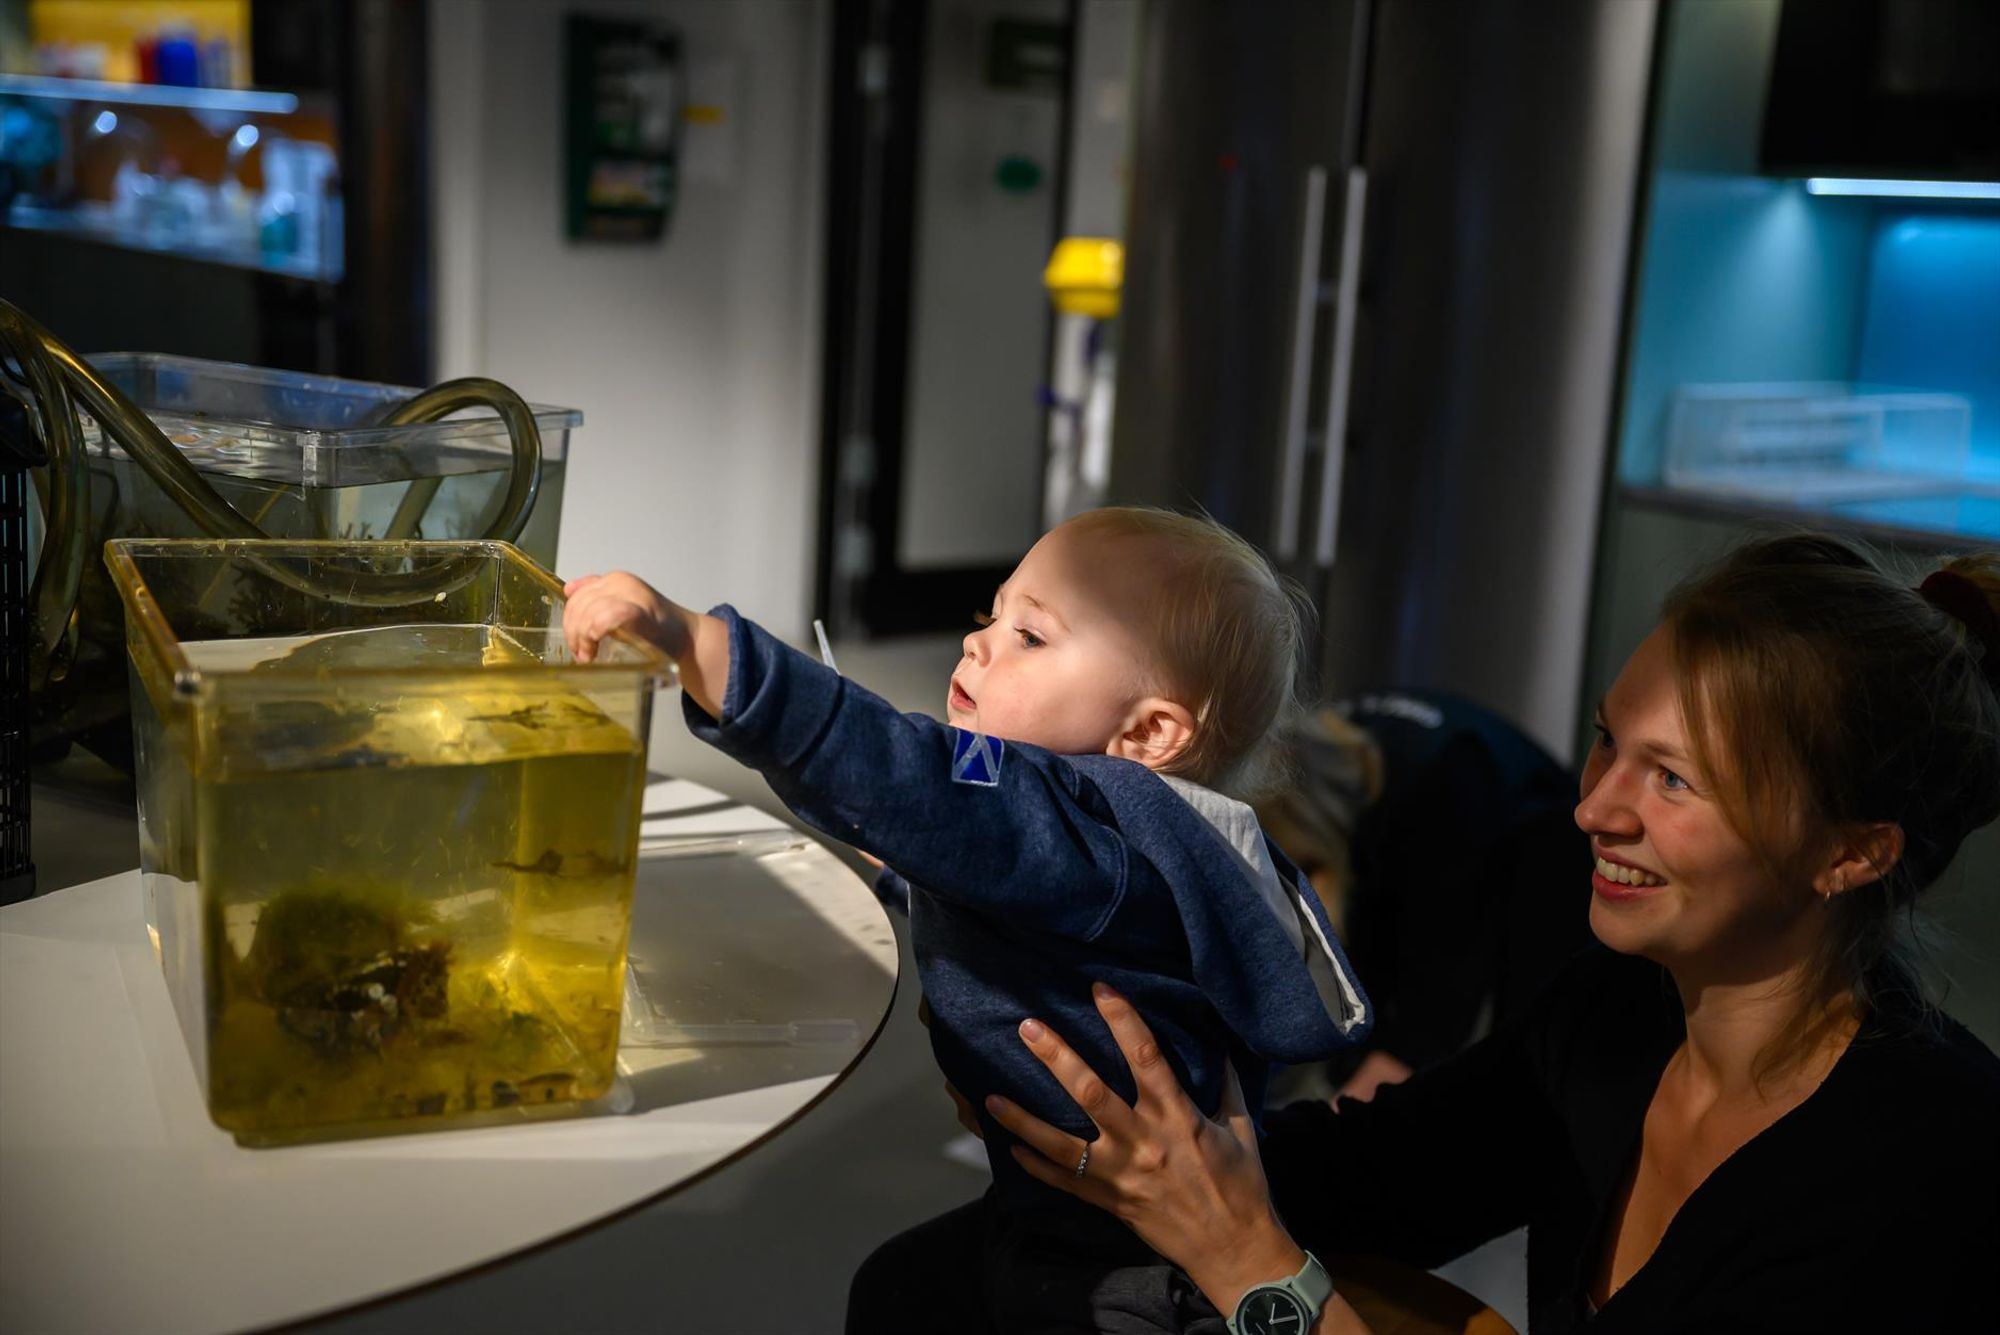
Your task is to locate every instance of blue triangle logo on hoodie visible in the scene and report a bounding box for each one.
[951,730,1004,787]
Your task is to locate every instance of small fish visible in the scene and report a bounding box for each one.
[519,1072,575,1103]
[490,849,627,878]
[469,705,547,727]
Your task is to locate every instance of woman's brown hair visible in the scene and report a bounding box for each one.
[1662,533,2000,1064]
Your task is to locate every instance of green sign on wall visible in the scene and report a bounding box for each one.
[565,15,682,242]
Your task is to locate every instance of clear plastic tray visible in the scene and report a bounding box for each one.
[1665,382,1972,503]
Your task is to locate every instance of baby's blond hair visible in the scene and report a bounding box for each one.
[1063,506,1310,797]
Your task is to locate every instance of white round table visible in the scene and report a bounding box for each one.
[0,777,898,1335]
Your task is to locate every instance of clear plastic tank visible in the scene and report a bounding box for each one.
[105,539,666,1143]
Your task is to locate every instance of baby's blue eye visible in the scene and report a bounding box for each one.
[1017,628,1044,649]
[1660,768,1689,792]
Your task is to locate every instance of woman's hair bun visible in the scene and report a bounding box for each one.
[1919,556,2000,691]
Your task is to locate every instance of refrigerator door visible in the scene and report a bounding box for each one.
[1110,0,1656,754]
[1110,0,1366,562]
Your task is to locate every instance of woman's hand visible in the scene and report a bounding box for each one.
[984,984,1313,1317]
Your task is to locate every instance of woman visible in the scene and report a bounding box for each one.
[982,534,2000,1333]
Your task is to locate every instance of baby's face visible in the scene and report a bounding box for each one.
[948,523,1160,756]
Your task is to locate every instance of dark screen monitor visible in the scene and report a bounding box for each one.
[1761,0,2000,179]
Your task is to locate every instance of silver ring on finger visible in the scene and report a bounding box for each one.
[1074,1143,1091,1178]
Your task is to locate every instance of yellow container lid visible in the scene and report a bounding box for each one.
[1043,237,1124,318]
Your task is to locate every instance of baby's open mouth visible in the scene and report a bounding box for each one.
[948,679,976,713]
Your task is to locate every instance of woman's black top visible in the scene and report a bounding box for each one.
[1261,947,2000,1333]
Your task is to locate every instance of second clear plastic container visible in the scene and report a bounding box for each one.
[106,538,667,1144]
[40,353,580,767]
[81,353,578,561]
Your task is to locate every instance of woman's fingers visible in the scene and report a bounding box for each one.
[1015,1016,1137,1136]
[985,1092,1083,1165]
[1091,983,1187,1120]
[1008,1145,1123,1215]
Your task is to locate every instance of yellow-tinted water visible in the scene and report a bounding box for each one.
[164,625,644,1139]
[39,455,566,764]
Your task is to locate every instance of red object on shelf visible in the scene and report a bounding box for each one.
[135,36,159,85]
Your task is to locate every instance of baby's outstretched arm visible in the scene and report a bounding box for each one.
[562,572,730,716]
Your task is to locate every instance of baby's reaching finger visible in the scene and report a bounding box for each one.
[561,606,592,662]
[578,598,646,662]
[566,589,631,663]
[562,582,609,661]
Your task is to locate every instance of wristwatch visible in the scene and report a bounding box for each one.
[1228,1251,1335,1335]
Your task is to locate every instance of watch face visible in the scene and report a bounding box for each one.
[1238,1287,1309,1334]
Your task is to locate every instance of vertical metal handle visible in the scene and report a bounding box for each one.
[1274,166,1328,560]
[1315,166,1368,568]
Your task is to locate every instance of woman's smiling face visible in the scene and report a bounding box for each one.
[1575,626,1816,972]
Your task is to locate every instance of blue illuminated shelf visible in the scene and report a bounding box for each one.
[4,203,340,283]
[0,73,298,115]
[1624,482,2000,546]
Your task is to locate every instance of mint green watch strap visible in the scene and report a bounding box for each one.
[1227,1251,1335,1333]
[1291,1250,1335,1312]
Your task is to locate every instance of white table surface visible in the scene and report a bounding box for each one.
[0,778,898,1335]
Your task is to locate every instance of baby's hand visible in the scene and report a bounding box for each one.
[562,572,680,663]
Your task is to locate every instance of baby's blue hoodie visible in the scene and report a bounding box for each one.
[686,607,1371,1216]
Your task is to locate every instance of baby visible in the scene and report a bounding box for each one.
[564,506,1369,1330]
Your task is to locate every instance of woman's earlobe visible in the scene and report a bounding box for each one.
[1814,822,1905,899]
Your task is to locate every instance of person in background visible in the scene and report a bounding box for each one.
[1257,694,1592,1103]
[988,533,2000,1333]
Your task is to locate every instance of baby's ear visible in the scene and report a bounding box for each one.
[1109,697,1197,771]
